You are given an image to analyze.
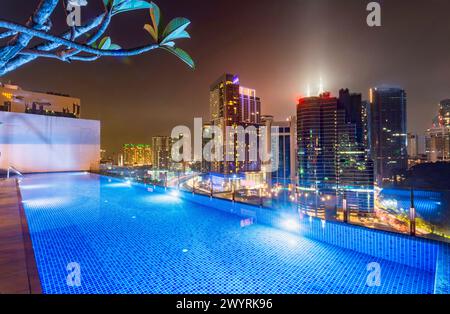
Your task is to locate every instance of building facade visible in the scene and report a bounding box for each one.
[239,86,261,124]
[426,127,450,162]
[0,111,99,173]
[0,82,81,118]
[152,136,171,169]
[261,115,297,187]
[369,86,408,186]
[297,91,374,218]
[209,74,262,175]
[123,144,152,166]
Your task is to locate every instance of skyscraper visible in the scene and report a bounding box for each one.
[297,91,374,217]
[152,136,171,169]
[261,115,297,186]
[209,74,262,174]
[425,128,450,162]
[297,93,339,217]
[369,86,408,186]
[337,89,374,213]
[426,100,450,162]
[438,99,450,128]
[239,86,261,124]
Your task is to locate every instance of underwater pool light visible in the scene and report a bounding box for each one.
[282,218,300,232]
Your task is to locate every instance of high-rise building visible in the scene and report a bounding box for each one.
[261,115,297,186]
[425,127,450,162]
[337,89,374,212]
[369,86,408,186]
[426,99,450,163]
[209,74,262,174]
[297,91,374,217]
[437,99,450,128]
[0,82,81,118]
[123,144,152,166]
[239,86,261,124]
[152,136,171,169]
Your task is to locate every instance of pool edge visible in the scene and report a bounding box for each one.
[16,179,42,294]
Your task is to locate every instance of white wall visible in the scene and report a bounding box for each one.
[0,112,100,173]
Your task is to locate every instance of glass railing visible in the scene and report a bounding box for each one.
[97,165,450,243]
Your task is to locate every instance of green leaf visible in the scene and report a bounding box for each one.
[162,18,191,38]
[168,30,191,41]
[108,44,122,50]
[112,0,153,15]
[98,37,112,50]
[161,41,175,48]
[162,46,195,69]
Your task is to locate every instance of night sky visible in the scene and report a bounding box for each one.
[2,0,450,154]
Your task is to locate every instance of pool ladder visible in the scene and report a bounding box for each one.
[7,165,23,179]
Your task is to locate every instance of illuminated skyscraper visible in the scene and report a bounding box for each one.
[152,136,171,169]
[123,144,152,166]
[426,128,450,162]
[261,115,297,186]
[337,89,374,212]
[369,86,408,186]
[426,100,450,162]
[438,99,450,128]
[239,86,261,124]
[209,74,262,174]
[297,91,374,217]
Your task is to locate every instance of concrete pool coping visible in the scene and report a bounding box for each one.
[0,179,41,294]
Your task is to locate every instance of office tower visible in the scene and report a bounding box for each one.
[297,91,374,217]
[239,86,261,123]
[0,81,81,118]
[437,99,450,128]
[209,74,262,174]
[297,92,339,217]
[123,144,152,166]
[425,128,450,162]
[261,115,297,186]
[407,133,420,158]
[337,89,374,212]
[152,136,171,169]
[426,100,450,162]
[369,86,408,186]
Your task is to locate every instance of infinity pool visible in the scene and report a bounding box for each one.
[19,173,435,294]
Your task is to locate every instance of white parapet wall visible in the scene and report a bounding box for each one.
[0,112,100,173]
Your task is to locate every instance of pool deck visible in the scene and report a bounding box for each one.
[0,179,41,294]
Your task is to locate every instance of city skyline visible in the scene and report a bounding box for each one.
[1,0,449,298]
[2,0,450,154]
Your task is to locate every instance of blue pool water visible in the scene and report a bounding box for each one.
[19,173,435,294]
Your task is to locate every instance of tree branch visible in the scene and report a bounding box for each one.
[0,13,106,76]
[0,0,59,67]
[0,31,17,40]
[0,19,159,58]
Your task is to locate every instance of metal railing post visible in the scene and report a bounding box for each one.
[410,187,416,236]
[343,192,348,223]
